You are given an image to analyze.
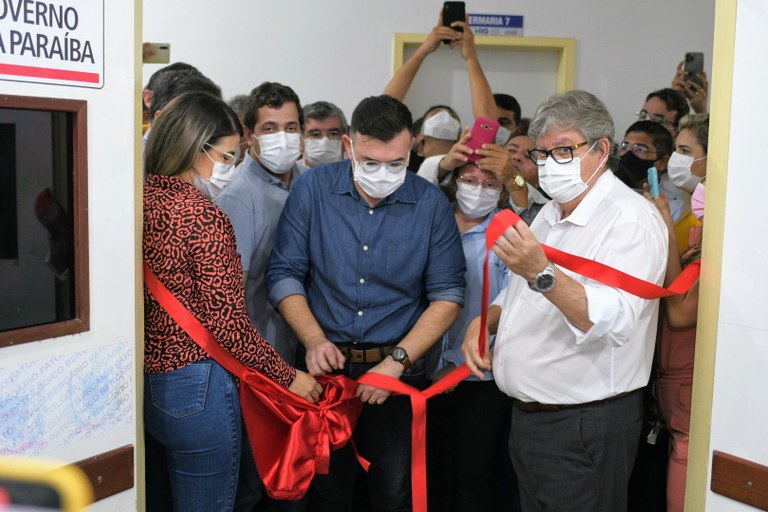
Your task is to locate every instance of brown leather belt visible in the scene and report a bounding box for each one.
[513,390,636,413]
[336,344,395,364]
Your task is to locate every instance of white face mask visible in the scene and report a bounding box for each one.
[422,111,461,141]
[256,132,301,174]
[194,148,236,200]
[538,142,607,204]
[304,137,344,166]
[455,181,500,219]
[351,142,409,199]
[667,151,704,193]
[495,126,513,146]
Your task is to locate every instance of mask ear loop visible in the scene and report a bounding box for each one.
[584,140,610,186]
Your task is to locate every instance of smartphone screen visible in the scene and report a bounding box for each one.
[442,1,465,43]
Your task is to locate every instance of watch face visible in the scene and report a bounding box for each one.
[536,274,555,291]
[392,347,407,362]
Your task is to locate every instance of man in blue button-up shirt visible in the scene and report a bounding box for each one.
[266,95,465,511]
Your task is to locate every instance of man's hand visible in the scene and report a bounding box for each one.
[475,144,515,183]
[672,61,709,114]
[492,219,548,282]
[288,370,324,403]
[419,9,461,57]
[448,20,477,60]
[356,357,404,405]
[422,21,462,55]
[461,317,491,379]
[304,337,345,375]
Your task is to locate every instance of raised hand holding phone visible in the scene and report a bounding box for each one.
[465,117,500,163]
[442,1,466,44]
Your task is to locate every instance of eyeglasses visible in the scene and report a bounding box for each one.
[619,141,658,158]
[636,110,675,129]
[350,142,409,173]
[457,174,502,192]
[205,143,238,165]
[528,141,589,166]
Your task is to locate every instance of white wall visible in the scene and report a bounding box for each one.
[143,0,716,138]
[0,0,139,510]
[705,0,768,509]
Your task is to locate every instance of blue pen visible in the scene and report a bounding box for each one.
[648,167,659,198]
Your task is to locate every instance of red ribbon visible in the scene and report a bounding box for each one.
[145,207,700,510]
[358,208,701,512]
[144,263,363,500]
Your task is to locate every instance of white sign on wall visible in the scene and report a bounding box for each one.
[0,0,104,88]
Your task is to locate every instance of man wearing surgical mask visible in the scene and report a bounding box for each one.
[492,93,522,146]
[215,81,306,510]
[414,106,463,184]
[298,100,349,171]
[267,95,465,511]
[462,90,668,512]
[217,81,303,356]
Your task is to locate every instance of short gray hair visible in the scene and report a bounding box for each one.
[528,90,615,147]
[303,101,349,134]
[227,94,249,116]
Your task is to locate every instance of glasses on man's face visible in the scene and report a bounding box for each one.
[636,110,675,129]
[619,141,658,158]
[351,143,409,173]
[528,141,589,166]
[205,143,238,165]
[457,174,502,192]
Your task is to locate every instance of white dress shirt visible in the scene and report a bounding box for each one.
[492,171,668,404]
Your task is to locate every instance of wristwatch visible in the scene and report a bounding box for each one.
[528,262,556,293]
[390,347,411,371]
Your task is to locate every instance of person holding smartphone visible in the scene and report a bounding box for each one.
[672,60,709,114]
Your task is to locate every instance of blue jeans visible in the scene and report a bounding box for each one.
[144,360,241,512]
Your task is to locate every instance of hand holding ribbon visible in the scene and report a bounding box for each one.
[359,208,700,512]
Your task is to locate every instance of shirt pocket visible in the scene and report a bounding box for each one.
[148,362,211,418]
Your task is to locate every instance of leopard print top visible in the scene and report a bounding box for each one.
[143,174,295,387]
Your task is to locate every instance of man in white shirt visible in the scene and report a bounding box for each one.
[463,90,668,512]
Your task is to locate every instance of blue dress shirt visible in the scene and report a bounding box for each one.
[215,153,303,362]
[266,161,466,345]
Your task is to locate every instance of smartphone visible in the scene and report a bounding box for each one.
[684,52,704,88]
[647,167,659,199]
[143,42,171,64]
[442,1,465,44]
[466,117,500,163]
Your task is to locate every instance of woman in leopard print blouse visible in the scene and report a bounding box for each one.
[143,91,321,512]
